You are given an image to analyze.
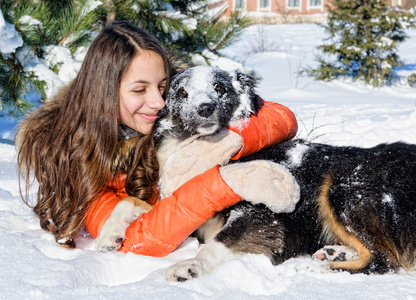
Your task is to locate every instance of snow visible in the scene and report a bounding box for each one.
[155,11,197,32]
[17,45,66,98]
[80,0,103,19]
[1,22,416,299]
[285,143,310,167]
[18,15,43,28]
[0,9,23,53]
[0,9,86,107]
[191,49,244,70]
[42,45,82,83]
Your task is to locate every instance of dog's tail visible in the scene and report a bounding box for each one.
[316,174,373,271]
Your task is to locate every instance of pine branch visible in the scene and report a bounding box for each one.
[214,29,233,52]
[203,32,219,55]
[36,24,49,43]
[58,23,79,46]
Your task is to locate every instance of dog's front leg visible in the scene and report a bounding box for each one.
[94,197,152,252]
[165,240,242,282]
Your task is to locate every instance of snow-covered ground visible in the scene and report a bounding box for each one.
[1,23,416,299]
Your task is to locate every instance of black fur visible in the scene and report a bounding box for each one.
[156,66,416,274]
[153,66,261,144]
[228,140,416,273]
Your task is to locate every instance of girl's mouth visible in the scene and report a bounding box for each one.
[140,113,158,121]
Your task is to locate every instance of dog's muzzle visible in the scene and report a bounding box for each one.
[197,103,216,118]
[193,101,219,135]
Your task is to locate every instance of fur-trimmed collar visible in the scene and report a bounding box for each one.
[119,124,140,140]
[113,124,142,173]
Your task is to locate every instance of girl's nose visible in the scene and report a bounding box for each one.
[147,88,165,110]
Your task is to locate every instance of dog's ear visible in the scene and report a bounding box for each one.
[232,69,257,90]
[229,69,262,117]
[152,107,170,145]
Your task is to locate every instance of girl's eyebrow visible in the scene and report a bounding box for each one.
[130,77,167,85]
[130,80,150,85]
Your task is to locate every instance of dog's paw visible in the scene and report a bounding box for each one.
[313,245,358,262]
[94,218,128,252]
[165,259,205,282]
[94,198,151,252]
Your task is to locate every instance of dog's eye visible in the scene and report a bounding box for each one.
[178,87,188,97]
[214,84,225,96]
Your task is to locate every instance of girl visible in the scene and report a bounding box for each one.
[16,21,297,255]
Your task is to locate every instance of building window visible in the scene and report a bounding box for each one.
[288,0,300,7]
[310,0,321,6]
[236,0,245,9]
[260,0,270,8]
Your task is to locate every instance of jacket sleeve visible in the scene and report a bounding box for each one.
[84,165,242,257]
[84,176,129,240]
[228,100,298,160]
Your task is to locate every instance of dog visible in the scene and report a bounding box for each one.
[156,66,416,281]
[97,66,416,281]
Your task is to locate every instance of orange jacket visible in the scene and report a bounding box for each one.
[84,101,297,256]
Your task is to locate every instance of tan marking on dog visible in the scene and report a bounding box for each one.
[120,196,153,212]
[378,234,414,271]
[196,216,226,243]
[380,238,403,269]
[317,174,373,271]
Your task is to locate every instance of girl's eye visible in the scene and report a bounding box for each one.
[134,89,145,94]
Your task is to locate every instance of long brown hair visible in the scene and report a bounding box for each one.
[16,21,174,248]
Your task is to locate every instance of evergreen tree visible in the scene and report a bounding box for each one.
[0,0,100,116]
[310,0,416,86]
[1,0,249,116]
[98,0,250,66]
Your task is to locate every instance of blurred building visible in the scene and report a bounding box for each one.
[210,0,413,23]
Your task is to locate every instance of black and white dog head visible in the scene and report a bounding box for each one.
[153,66,261,143]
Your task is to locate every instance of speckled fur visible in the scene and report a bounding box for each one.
[158,67,416,276]
[228,140,416,273]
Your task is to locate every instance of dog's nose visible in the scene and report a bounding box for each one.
[197,103,216,118]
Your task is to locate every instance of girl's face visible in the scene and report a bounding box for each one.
[119,50,167,134]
